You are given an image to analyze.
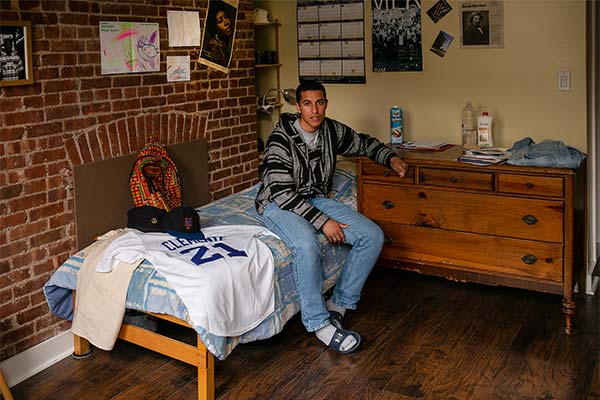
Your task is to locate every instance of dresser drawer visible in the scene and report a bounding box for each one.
[360,162,416,184]
[377,224,563,282]
[361,183,563,242]
[418,167,493,191]
[498,173,564,198]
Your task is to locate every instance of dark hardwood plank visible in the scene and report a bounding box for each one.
[424,287,534,400]
[381,283,504,398]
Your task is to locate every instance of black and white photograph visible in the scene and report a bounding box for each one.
[0,21,33,86]
[372,0,423,72]
[461,10,490,45]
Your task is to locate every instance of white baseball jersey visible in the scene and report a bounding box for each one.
[97,225,276,336]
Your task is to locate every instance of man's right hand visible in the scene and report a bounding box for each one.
[322,219,349,244]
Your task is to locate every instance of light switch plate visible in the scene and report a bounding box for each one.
[558,71,571,91]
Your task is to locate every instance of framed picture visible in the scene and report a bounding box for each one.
[0,21,33,87]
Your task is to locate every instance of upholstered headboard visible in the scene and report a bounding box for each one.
[74,139,209,248]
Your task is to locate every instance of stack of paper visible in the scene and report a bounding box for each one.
[458,148,510,166]
[396,141,451,151]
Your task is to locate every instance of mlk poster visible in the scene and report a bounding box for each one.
[372,0,422,72]
[100,21,160,75]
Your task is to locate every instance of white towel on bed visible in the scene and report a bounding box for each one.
[96,225,276,337]
[72,229,143,350]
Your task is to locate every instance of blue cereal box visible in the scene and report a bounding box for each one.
[390,106,403,145]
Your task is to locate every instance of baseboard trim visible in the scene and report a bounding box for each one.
[0,330,73,388]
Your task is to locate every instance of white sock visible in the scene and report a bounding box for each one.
[315,324,357,352]
[326,298,346,317]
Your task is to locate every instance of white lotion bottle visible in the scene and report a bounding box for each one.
[477,111,493,147]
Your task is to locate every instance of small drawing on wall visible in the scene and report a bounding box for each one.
[100,21,160,75]
[167,56,191,82]
[0,21,33,87]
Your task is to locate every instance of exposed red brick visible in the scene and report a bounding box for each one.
[31,148,67,165]
[29,202,65,222]
[63,136,82,165]
[23,179,47,195]
[45,104,80,121]
[5,110,44,126]
[76,133,93,164]
[0,297,31,320]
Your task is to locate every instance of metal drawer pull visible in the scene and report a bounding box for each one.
[418,192,426,199]
[449,176,457,183]
[419,174,426,183]
[545,258,553,263]
[384,235,393,245]
[382,200,395,209]
[522,215,538,225]
[522,255,538,265]
[384,170,390,177]
[526,182,534,189]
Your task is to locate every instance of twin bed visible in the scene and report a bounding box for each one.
[43,139,359,400]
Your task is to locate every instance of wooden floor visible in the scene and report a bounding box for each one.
[12,268,600,400]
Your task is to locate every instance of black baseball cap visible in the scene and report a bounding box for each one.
[127,206,166,233]
[162,205,205,239]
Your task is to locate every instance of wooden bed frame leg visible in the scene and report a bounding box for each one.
[72,333,92,359]
[198,336,215,400]
[0,368,15,400]
[71,292,92,359]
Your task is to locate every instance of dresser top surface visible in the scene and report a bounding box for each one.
[372,144,581,175]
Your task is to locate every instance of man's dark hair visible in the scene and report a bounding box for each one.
[296,80,327,103]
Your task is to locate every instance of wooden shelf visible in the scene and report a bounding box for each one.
[255,63,282,68]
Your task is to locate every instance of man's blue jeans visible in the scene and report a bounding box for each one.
[261,197,384,332]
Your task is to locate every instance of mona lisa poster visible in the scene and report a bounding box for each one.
[199,0,238,73]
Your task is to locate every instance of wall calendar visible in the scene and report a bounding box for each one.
[297,0,366,84]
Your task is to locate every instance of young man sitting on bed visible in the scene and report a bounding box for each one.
[255,80,408,354]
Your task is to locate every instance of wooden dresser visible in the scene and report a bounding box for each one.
[357,145,586,333]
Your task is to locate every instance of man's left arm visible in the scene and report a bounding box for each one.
[332,119,407,176]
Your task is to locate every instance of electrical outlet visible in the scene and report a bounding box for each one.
[558,71,571,91]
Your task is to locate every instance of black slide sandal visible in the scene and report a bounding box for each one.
[329,310,344,329]
[327,326,361,354]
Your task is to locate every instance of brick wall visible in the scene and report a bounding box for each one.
[0,0,258,360]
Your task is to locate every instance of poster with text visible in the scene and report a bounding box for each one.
[100,21,160,75]
[372,0,422,72]
[460,1,504,48]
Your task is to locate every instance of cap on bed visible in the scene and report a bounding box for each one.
[127,206,166,233]
[162,205,205,240]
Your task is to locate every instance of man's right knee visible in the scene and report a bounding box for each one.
[295,236,322,261]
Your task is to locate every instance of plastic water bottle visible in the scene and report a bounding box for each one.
[461,101,477,146]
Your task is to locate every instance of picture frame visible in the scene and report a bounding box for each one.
[0,21,33,87]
